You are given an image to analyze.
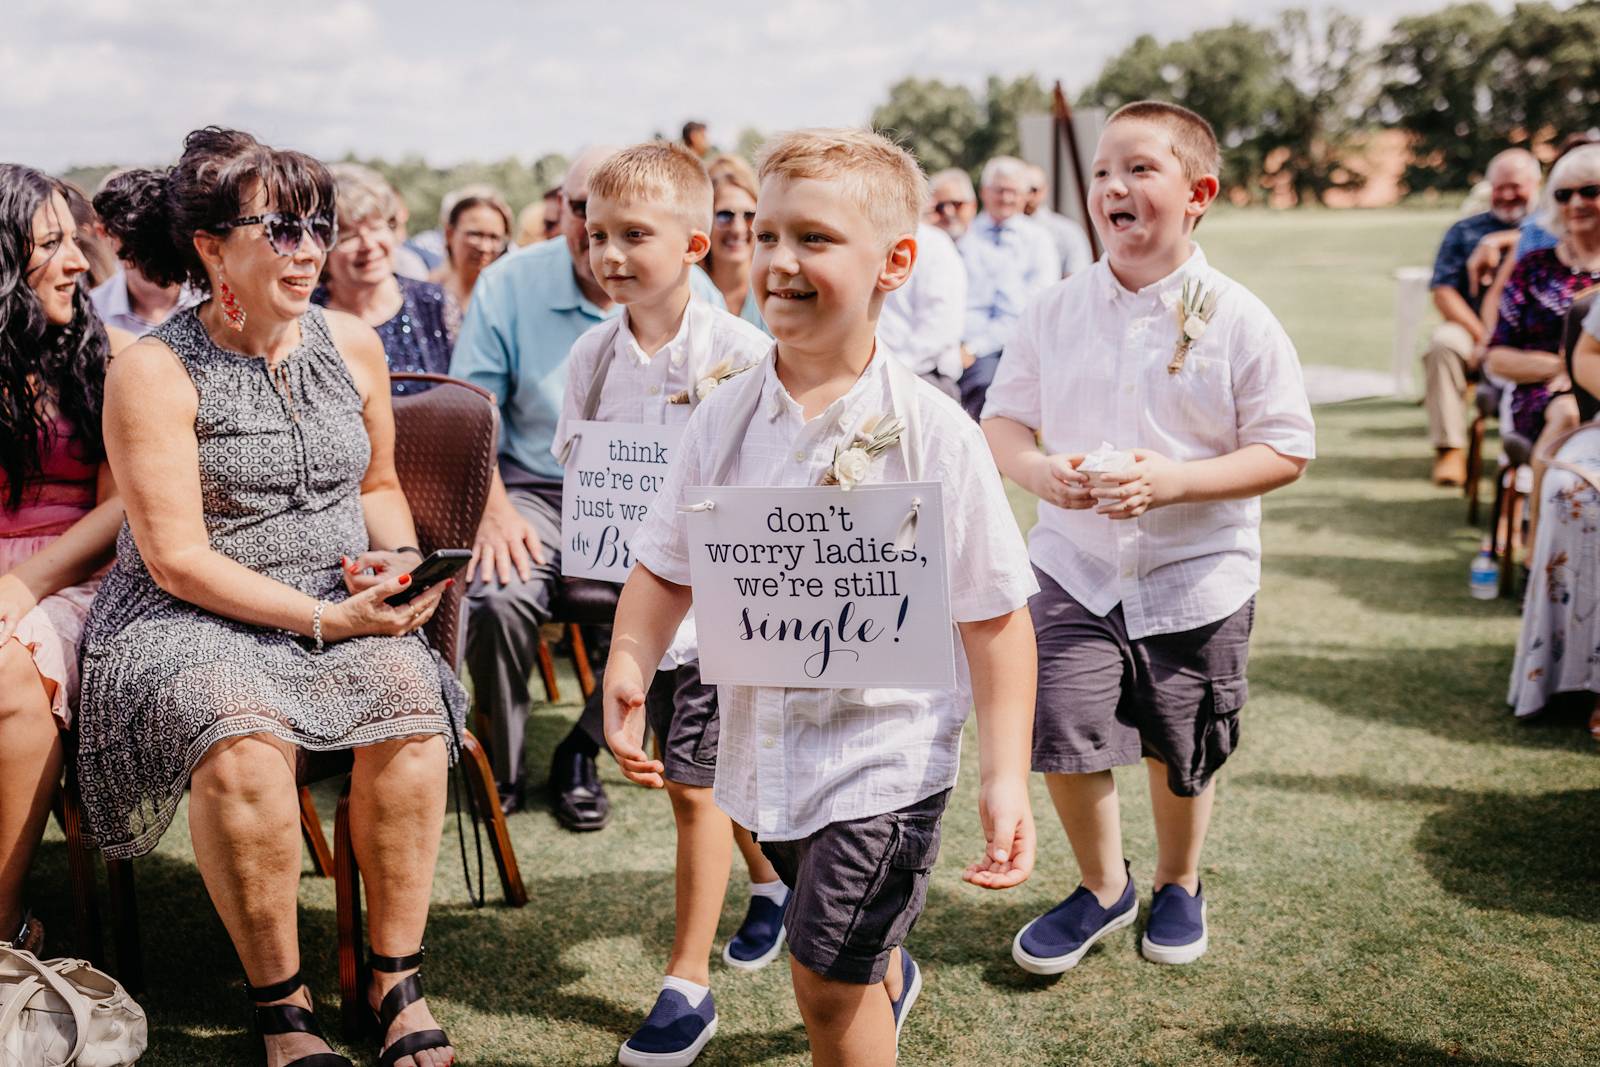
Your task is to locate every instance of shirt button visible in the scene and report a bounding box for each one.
[1121,566,1135,578]
[1124,384,1135,395]
[649,385,660,396]
[794,451,806,463]
[762,737,776,749]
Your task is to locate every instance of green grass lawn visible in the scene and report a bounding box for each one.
[1200,206,1456,373]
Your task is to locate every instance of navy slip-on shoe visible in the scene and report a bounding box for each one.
[1011,862,1138,975]
[722,894,787,971]
[1141,881,1208,965]
[891,947,922,1045]
[617,988,717,1067]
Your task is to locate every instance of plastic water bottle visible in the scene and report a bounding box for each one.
[1469,541,1498,600]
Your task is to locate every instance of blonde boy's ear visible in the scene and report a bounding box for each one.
[878,232,918,294]
[1187,175,1221,224]
[684,228,711,264]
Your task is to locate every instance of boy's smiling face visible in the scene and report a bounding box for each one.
[752,175,912,355]
[1090,119,1217,286]
[586,193,708,306]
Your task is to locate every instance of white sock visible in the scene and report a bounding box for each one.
[662,975,710,1008]
[750,879,789,905]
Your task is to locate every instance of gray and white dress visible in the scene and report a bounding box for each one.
[76,306,466,860]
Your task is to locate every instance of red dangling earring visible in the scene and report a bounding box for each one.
[217,273,246,331]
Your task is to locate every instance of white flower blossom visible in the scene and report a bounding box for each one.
[696,376,720,400]
[1183,315,1208,341]
[833,447,871,489]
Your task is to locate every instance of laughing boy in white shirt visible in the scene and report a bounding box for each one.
[983,101,1315,973]
[606,128,1039,1066]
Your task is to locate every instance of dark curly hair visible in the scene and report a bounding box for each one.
[0,164,109,512]
[109,127,335,295]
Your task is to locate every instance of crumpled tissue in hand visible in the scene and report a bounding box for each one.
[1078,441,1134,473]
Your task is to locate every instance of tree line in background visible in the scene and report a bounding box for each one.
[875,1,1600,204]
[59,1,1600,220]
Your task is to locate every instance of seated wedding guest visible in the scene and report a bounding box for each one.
[76,128,463,1067]
[879,217,967,397]
[430,183,511,310]
[1023,162,1093,277]
[314,163,458,395]
[0,165,129,957]
[957,155,1060,420]
[1420,149,1540,486]
[390,195,432,281]
[682,121,712,160]
[1486,145,1600,459]
[91,168,195,335]
[927,167,977,242]
[513,193,560,248]
[1509,295,1600,739]
[700,154,767,331]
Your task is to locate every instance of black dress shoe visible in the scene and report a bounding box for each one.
[498,781,523,816]
[549,749,610,832]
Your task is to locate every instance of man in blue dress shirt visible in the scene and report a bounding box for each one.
[451,145,720,827]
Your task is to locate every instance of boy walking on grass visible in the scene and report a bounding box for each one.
[982,102,1315,972]
[553,142,787,1067]
[605,128,1040,1065]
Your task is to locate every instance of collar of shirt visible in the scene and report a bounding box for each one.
[759,344,888,435]
[617,303,692,369]
[542,249,611,319]
[92,270,134,322]
[1097,243,1208,309]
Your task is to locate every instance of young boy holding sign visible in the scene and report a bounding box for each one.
[551,142,777,1067]
[982,102,1314,972]
[607,129,1040,1065]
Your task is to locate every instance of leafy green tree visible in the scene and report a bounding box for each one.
[870,77,984,175]
[1267,8,1372,204]
[1490,1,1600,150]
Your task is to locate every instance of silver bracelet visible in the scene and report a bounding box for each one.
[312,600,327,653]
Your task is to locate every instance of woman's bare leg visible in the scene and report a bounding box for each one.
[0,640,62,943]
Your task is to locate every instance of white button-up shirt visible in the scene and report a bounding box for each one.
[879,223,968,380]
[555,300,769,666]
[634,346,1037,840]
[89,269,197,337]
[982,246,1315,639]
[959,212,1061,357]
[1030,206,1095,277]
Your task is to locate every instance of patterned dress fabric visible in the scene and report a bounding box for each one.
[1509,424,1600,716]
[1489,248,1600,440]
[312,275,457,395]
[76,306,465,860]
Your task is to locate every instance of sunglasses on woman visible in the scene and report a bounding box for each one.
[1553,184,1600,204]
[714,209,756,226]
[214,211,339,256]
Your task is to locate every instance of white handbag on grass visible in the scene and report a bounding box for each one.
[0,948,147,1066]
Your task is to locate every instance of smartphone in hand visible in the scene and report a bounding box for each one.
[385,549,473,606]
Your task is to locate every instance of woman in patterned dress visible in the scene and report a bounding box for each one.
[313,164,458,397]
[77,129,460,1067]
[0,166,130,957]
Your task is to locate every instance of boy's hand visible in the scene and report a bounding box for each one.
[963,776,1034,890]
[1092,449,1183,519]
[603,675,663,788]
[1034,453,1095,510]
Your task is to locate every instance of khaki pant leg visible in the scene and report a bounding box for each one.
[1422,322,1475,449]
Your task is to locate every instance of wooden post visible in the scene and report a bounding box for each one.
[1053,81,1099,259]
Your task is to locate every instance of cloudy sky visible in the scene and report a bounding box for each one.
[7,0,1487,171]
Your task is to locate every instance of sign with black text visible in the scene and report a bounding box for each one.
[561,420,684,582]
[685,483,954,688]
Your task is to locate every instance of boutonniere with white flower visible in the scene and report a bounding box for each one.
[667,359,753,403]
[819,413,905,490]
[1167,278,1220,375]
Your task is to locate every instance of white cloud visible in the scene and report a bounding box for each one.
[5,0,1505,171]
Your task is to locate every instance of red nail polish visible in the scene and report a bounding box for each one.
[399,574,411,586]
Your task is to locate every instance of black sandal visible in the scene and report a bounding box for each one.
[246,971,353,1067]
[368,948,453,1067]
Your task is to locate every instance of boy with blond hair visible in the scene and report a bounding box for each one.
[605,129,1040,1064]
[554,142,782,1067]
[983,102,1314,973]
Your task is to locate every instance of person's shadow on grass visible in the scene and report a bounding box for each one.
[1203,1021,1541,1066]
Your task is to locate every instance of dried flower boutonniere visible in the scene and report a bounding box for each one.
[667,359,754,404]
[819,413,905,490]
[1167,278,1220,374]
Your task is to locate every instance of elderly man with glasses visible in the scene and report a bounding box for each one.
[449,145,722,828]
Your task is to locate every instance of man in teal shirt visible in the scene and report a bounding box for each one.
[451,146,721,828]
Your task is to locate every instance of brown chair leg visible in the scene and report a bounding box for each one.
[334,781,365,1038]
[1466,415,1485,523]
[536,633,560,703]
[59,778,105,967]
[1500,481,1525,598]
[567,623,597,699]
[106,858,143,995]
[299,787,335,878]
[461,731,528,907]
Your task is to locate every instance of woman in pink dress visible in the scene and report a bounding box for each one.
[0,165,127,955]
